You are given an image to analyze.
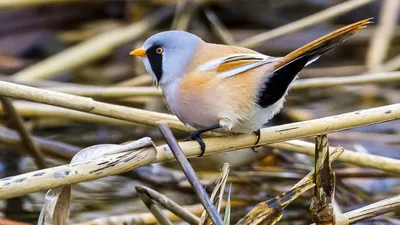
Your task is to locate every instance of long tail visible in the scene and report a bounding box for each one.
[274,18,373,69]
[257,18,372,108]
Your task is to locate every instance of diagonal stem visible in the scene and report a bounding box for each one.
[158,122,224,225]
[0,97,47,169]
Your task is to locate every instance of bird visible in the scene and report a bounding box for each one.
[130,18,372,157]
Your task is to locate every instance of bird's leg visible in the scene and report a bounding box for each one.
[251,129,261,153]
[184,124,221,157]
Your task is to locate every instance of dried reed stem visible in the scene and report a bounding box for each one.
[292,71,400,90]
[171,0,196,30]
[380,54,400,72]
[0,97,47,169]
[366,0,400,71]
[74,203,207,225]
[135,185,200,225]
[0,126,79,160]
[0,102,138,127]
[269,140,400,175]
[48,86,162,98]
[203,9,234,45]
[236,182,315,225]
[0,81,184,130]
[158,122,224,225]
[301,65,365,78]
[0,139,156,199]
[0,74,87,88]
[117,75,153,86]
[294,146,343,189]
[163,104,400,160]
[0,81,400,174]
[337,194,400,224]
[311,135,335,225]
[2,107,399,199]
[238,0,374,48]
[137,188,174,225]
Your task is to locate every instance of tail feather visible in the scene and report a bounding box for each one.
[274,18,373,69]
[257,18,372,108]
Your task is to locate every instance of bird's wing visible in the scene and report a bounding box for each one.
[197,53,281,78]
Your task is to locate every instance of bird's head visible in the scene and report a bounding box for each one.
[130,30,201,87]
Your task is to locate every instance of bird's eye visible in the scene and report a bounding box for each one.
[156,47,164,54]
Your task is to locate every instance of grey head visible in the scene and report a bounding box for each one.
[139,30,202,86]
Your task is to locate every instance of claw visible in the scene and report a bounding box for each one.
[196,137,206,157]
[251,147,259,153]
[254,129,261,145]
[184,131,206,157]
[183,124,221,157]
[251,130,261,153]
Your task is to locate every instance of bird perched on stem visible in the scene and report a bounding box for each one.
[130,18,372,156]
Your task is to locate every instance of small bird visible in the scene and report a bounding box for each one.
[130,18,371,156]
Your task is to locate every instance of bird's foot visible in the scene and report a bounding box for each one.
[184,124,221,157]
[184,130,206,157]
[184,130,200,141]
[251,129,261,153]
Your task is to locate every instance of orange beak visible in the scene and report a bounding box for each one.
[130,48,146,57]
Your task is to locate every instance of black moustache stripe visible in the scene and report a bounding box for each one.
[147,46,163,82]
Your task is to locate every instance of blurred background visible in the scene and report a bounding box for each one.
[0,0,399,224]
